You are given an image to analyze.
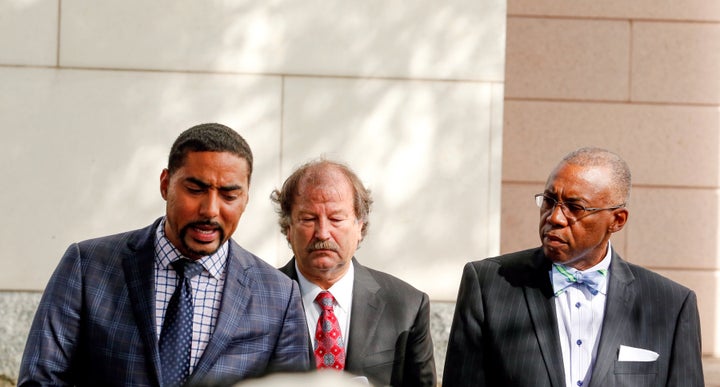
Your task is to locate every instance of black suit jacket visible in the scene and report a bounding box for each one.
[279,257,436,386]
[442,247,704,387]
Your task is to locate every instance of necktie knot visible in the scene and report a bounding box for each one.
[552,264,606,296]
[172,259,204,279]
[315,291,336,311]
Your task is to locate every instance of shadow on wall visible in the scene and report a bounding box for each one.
[3,2,502,297]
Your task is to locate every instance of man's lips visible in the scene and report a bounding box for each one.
[544,233,566,245]
[188,223,220,243]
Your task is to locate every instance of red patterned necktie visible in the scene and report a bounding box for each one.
[314,291,346,370]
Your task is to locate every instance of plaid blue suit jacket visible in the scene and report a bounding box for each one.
[19,218,310,386]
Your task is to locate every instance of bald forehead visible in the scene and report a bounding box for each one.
[295,165,353,198]
[298,164,349,187]
[547,162,619,204]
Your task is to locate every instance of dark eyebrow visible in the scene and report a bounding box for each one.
[219,185,243,192]
[543,190,584,203]
[186,177,210,189]
[186,177,243,192]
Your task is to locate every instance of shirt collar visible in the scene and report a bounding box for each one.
[296,258,355,313]
[154,217,228,279]
[550,242,613,295]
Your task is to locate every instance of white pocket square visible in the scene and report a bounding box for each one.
[618,345,659,362]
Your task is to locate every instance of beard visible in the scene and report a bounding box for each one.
[178,220,226,258]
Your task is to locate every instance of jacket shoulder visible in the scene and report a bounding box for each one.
[466,247,545,271]
[366,264,421,289]
[77,217,159,244]
[227,241,298,289]
[358,262,428,303]
[618,257,694,296]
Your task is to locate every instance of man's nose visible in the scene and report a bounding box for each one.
[547,202,569,225]
[199,192,220,218]
[313,217,331,240]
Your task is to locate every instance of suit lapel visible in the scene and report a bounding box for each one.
[346,259,383,370]
[122,220,163,386]
[523,250,565,387]
[191,242,253,379]
[278,258,315,364]
[589,252,635,387]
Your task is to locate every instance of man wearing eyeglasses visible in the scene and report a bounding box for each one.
[443,147,703,387]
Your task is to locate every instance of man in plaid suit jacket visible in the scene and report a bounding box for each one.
[19,123,309,386]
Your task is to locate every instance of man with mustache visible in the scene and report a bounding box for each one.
[19,123,310,387]
[272,159,436,386]
[443,147,704,387]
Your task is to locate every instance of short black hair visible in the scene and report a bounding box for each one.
[167,123,253,181]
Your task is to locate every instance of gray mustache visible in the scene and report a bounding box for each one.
[307,240,339,252]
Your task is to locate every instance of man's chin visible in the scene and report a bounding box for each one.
[308,254,349,269]
[182,241,221,259]
[542,246,565,263]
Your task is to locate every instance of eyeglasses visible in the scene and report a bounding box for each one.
[534,193,625,222]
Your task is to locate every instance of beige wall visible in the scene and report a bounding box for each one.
[0,1,506,301]
[503,1,720,355]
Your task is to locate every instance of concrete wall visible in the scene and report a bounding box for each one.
[0,0,505,384]
[5,0,720,385]
[502,0,720,356]
[0,1,506,296]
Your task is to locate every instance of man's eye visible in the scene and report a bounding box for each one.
[566,203,585,213]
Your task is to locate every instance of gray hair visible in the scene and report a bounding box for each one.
[560,147,632,203]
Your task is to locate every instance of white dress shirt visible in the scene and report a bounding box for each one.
[552,242,612,387]
[296,260,354,353]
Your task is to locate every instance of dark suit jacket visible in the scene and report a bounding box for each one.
[19,218,310,387]
[442,247,704,387]
[279,257,436,387]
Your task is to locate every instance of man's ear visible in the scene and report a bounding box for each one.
[609,208,629,233]
[160,169,170,200]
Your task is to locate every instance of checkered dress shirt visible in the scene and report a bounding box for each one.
[154,219,228,372]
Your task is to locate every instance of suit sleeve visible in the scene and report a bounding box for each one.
[667,289,704,387]
[18,244,83,386]
[443,262,487,387]
[401,292,437,387]
[267,279,311,373]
